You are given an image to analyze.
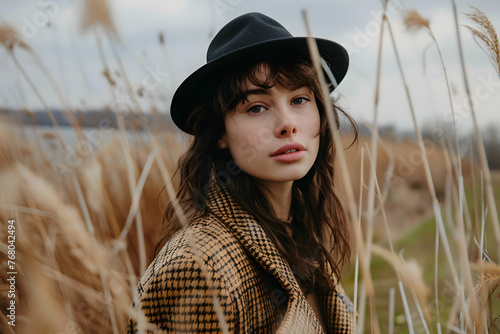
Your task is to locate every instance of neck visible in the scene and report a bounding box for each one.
[257,180,293,221]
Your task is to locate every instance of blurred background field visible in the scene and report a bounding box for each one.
[1,0,500,333]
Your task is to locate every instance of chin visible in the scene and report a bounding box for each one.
[276,171,310,182]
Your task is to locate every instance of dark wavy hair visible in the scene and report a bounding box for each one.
[156,58,358,293]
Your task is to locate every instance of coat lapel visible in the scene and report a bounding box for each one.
[321,281,354,333]
[206,183,325,333]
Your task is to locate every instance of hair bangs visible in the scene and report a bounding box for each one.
[215,59,322,116]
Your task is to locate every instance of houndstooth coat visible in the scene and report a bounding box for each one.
[128,182,354,333]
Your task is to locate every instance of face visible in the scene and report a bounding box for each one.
[218,67,321,191]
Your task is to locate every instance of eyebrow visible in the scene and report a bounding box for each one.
[242,88,271,99]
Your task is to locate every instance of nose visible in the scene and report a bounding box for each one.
[274,107,297,137]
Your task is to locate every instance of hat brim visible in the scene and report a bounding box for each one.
[170,37,349,134]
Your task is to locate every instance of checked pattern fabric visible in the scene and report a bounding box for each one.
[128,182,354,333]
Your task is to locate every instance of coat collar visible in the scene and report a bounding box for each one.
[205,182,336,333]
[206,182,298,293]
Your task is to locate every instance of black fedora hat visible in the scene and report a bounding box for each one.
[170,12,349,134]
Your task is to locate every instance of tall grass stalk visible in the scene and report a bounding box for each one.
[358,1,389,331]
[434,225,442,334]
[353,253,360,334]
[378,139,394,201]
[85,0,145,116]
[108,34,144,115]
[28,51,84,142]
[82,0,151,294]
[6,50,66,149]
[302,10,378,333]
[3,25,82,141]
[398,280,415,334]
[98,263,120,334]
[388,287,395,334]
[366,143,428,331]
[113,148,158,245]
[353,147,365,334]
[453,1,500,263]
[371,244,431,334]
[469,147,481,236]
[406,262,431,334]
[86,22,145,268]
[71,172,95,235]
[480,173,487,262]
[112,148,158,276]
[404,10,463,178]
[383,13,478,331]
[443,141,482,329]
[443,148,455,232]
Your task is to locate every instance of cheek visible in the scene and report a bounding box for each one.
[306,100,321,132]
[224,124,253,162]
[224,121,273,168]
[225,119,269,151]
[310,112,321,155]
[314,118,321,135]
[224,121,246,150]
[309,110,321,136]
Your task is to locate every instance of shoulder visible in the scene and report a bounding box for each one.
[133,252,236,333]
[132,215,241,332]
[139,213,245,294]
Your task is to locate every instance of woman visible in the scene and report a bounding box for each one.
[129,12,357,334]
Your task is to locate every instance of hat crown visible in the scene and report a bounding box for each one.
[171,12,349,134]
[207,12,293,62]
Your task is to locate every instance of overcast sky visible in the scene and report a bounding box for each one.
[1,0,499,133]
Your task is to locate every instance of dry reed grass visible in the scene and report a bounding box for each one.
[0,123,180,333]
[403,10,430,31]
[81,0,120,41]
[371,244,431,321]
[346,4,499,332]
[464,6,500,76]
[0,24,28,50]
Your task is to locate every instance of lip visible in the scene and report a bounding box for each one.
[271,143,306,163]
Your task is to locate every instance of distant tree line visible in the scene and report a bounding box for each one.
[420,123,500,170]
[483,124,500,170]
[0,108,173,130]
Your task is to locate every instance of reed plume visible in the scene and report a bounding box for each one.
[464,6,500,75]
[474,274,500,298]
[81,0,120,41]
[404,10,430,31]
[0,25,28,50]
[371,244,431,321]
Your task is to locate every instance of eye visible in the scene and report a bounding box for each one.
[291,97,310,105]
[248,105,267,114]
